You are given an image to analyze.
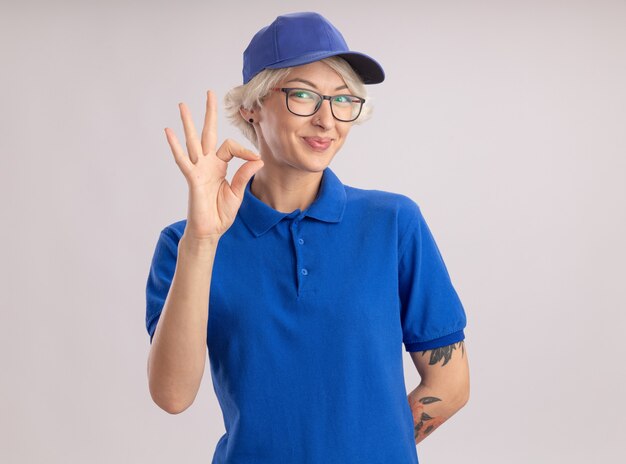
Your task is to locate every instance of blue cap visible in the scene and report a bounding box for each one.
[242,12,385,85]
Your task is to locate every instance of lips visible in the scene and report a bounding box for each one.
[303,137,332,151]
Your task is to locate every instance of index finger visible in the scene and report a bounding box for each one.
[201,90,217,155]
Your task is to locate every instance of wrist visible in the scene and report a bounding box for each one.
[179,233,220,257]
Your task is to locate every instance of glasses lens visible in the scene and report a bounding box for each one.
[286,89,321,116]
[331,95,362,122]
[286,89,363,121]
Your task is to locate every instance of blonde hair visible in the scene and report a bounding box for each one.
[224,56,374,149]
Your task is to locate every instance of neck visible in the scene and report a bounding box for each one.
[250,166,324,213]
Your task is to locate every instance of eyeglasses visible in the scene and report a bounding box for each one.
[271,87,365,122]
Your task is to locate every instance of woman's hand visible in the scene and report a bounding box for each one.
[164,90,264,242]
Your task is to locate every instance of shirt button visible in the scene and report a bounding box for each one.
[301,268,308,275]
[298,238,304,245]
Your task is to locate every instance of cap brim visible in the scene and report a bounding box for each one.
[265,50,385,84]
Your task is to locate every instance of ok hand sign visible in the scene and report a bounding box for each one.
[164,90,264,242]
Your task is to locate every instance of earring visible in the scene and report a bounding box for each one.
[248,118,254,123]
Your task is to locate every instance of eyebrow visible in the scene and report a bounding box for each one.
[284,78,349,91]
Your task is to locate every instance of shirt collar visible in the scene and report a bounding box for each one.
[238,166,347,237]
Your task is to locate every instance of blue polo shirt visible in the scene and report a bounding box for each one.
[146,166,467,463]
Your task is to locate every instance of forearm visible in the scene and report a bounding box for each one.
[407,340,470,444]
[407,382,467,445]
[147,234,219,414]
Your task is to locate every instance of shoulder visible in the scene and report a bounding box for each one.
[159,219,187,241]
[343,184,421,227]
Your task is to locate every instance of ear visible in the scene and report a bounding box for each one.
[239,106,257,123]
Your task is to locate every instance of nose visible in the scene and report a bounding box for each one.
[313,98,335,129]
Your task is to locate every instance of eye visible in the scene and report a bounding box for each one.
[291,89,316,100]
[333,95,351,103]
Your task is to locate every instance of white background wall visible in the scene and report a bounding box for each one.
[2,0,625,462]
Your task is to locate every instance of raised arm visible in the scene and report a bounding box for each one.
[147,90,263,414]
[407,340,470,444]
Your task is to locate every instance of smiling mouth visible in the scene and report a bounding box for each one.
[302,137,332,151]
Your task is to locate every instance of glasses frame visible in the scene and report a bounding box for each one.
[270,87,365,122]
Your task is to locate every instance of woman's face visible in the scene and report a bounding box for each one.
[250,61,356,173]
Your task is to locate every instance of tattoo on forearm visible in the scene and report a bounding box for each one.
[407,341,466,442]
[421,341,465,366]
[409,396,445,442]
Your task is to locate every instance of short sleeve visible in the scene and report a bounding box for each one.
[145,226,180,344]
[398,202,467,352]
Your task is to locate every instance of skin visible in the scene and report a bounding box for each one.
[408,341,470,444]
[239,60,355,213]
[154,91,264,413]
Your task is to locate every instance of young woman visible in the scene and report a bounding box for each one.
[147,11,469,463]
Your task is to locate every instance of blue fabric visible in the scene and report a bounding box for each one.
[145,166,467,464]
[242,12,385,85]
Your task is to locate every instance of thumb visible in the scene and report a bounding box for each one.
[229,159,264,201]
